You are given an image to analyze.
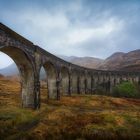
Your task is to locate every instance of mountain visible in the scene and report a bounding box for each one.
[70,57,104,69]
[0,63,19,76]
[58,55,104,69]
[98,49,140,71]
[0,49,140,76]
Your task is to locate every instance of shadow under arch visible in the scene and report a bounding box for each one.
[60,66,69,96]
[43,61,58,99]
[0,46,35,108]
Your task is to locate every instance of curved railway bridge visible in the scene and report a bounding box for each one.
[0,23,139,109]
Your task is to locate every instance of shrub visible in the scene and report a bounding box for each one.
[112,81,140,98]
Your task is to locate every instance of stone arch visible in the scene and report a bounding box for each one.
[0,46,36,108]
[60,66,69,96]
[43,61,58,99]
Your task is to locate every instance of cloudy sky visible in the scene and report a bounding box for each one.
[0,0,140,68]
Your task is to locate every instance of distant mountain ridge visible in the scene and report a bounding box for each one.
[98,49,140,71]
[58,55,104,69]
[0,63,19,75]
[0,49,140,76]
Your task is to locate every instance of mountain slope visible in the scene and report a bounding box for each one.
[0,63,19,75]
[0,49,140,76]
[70,57,104,69]
[98,49,140,71]
[58,55,104,69]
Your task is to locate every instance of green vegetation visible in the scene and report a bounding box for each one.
[113,81,140,98]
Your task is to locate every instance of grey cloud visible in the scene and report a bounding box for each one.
[0,0,140,59]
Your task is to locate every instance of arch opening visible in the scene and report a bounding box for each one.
[39,67,48,105]
[0,52,21,107]
[43,62,58,99]
[0,46,35,108]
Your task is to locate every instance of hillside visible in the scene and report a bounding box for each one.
[70,57,103,69]
[0,49,140,76]
[59,55,104,69]
[0,63,19,75]
[0,77,140,139]
[98,49,140,71]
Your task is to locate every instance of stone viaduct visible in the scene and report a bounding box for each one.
[0,23,140,109]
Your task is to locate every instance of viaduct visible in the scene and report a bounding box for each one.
[0,23,140,109]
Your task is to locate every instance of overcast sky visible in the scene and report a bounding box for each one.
[0,0,140,69]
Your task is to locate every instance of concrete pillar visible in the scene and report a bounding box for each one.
[94,72,99,88]
[86,72,92,94]
[77,76,80,94]
[91,72,98,93]
[60,67,69,96]
[20,66,38,109]
[98,73,104,85]
[102,73,108,92]
[79,72,86,94]
[109,73,115,93]
[102,73,106,91]
[68,71,72,96]
[71,70,78,94]
[91,76,94,94]
[98,72,104,90]
[105,73,111,92]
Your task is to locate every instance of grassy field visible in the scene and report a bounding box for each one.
[0,77,140,140]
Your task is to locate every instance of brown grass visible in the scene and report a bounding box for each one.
[0,77,140,140]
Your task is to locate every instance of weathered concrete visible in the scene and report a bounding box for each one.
[71,69,78,94]
[0,23,140,109]
[60,67,69,96]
